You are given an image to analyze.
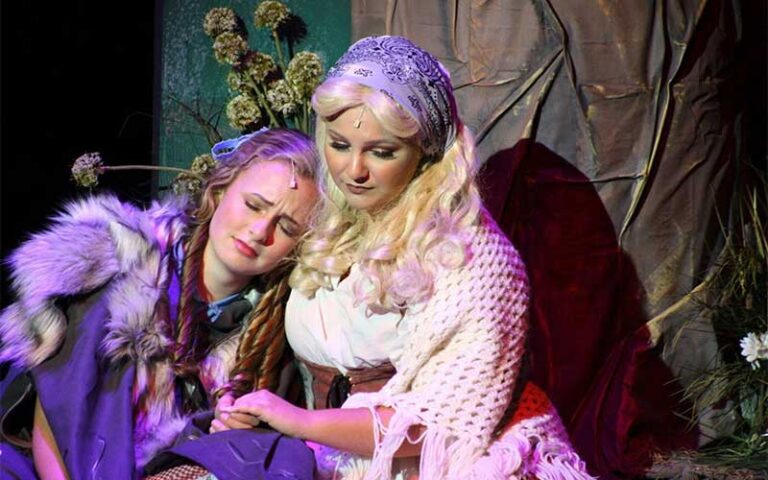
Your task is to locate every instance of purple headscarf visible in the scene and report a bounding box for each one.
[326,35,458,157]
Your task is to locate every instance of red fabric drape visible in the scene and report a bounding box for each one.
[480,140,697,477]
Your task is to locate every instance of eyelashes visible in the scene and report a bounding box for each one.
[329,141,349,151]
[245,201,301,239]
[278,224,301,238]
[372,149,395,159]
[328,141,397,159]
[245,201,263,212]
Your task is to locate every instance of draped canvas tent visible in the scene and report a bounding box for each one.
[349,0,748,477]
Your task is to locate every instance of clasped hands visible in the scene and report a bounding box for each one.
[211,390,309,438]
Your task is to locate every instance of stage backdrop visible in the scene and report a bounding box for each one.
[348,0,748,478]
[156,0,350,188]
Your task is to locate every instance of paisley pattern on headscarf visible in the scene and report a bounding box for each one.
[326,36,458,157]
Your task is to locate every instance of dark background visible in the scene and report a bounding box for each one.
[1,2,158,305]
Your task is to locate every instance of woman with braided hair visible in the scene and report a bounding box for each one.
[198,36,593,479]
[0,128,319,479]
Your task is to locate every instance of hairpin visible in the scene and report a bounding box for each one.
[353,105,366,129]
[289,159,298,189]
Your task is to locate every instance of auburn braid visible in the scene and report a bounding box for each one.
[251,276,291,390]
[173,220,210,376]
[223,271,292,398]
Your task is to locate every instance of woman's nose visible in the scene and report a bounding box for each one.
[249,217,274,245]
[348,152,369,183]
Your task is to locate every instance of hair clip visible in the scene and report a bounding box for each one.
[289,160,298,189]
[210,127,270,162]
[353,106,366,129]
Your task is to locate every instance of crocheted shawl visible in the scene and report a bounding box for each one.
[336,214,589,479]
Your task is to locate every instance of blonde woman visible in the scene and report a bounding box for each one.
[0,129,319,479]
[208,37,592,479]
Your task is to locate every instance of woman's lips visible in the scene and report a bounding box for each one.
[346,184,373,195]
[233,238,258,258]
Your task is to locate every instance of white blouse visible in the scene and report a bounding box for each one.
[285,264,410,373]
[285,264,419,480]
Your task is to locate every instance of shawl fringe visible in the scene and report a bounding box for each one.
[336,400,595,480]
[475,426,595,480]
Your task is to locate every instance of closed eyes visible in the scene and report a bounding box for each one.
[278,220,302,238]
[245,200,264,212]
[245,199,302,238]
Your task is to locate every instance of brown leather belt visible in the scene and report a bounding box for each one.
[297,356,396,410]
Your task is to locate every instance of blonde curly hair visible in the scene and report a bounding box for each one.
[289,79,482,311]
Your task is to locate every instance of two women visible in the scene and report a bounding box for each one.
[207,36,590,479]
[3,34,591,479]
[0,129,319,479]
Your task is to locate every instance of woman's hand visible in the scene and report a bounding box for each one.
[221,389,311,438]
[219,395,422,457]
[210,392,255,433]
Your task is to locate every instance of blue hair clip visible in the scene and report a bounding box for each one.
[210,127,269,162]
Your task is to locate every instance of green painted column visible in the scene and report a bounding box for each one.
[157,0,350,188]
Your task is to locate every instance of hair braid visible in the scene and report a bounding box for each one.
[222,273,292,398]
[252,277,291,390]
[173,220,210,376]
